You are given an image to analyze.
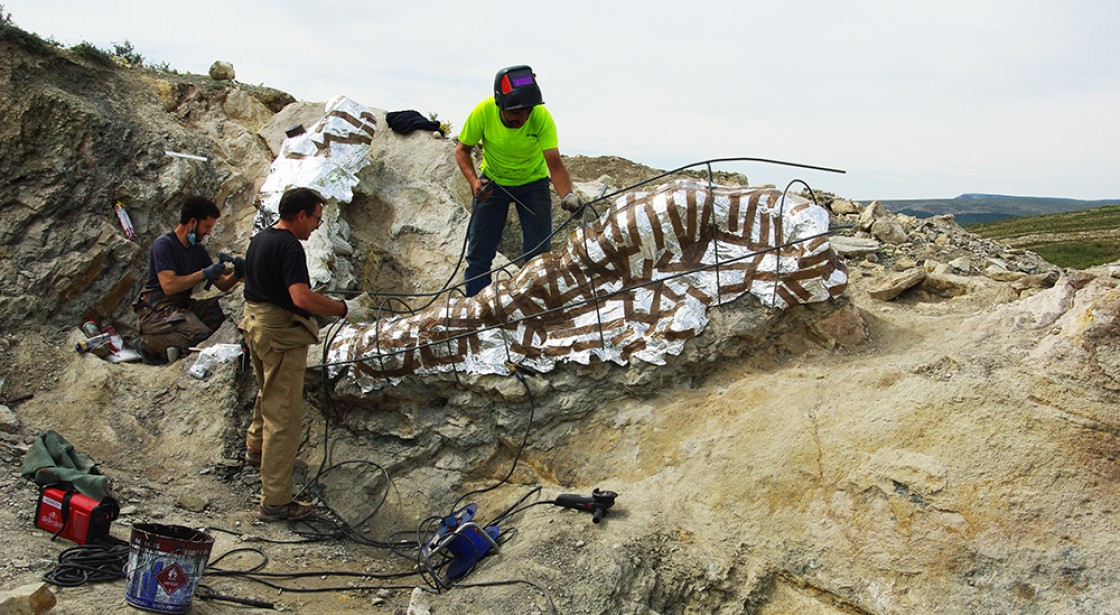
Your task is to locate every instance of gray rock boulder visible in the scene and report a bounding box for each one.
[868,268,926,300]
[830,198,860,215]
[830,236,881,257]
[208,60,235,81]
[871,218,908,244]
[0,404,17,433]
[0,583,56,615]
[858,200,886,231]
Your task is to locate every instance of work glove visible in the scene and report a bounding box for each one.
[561,192,584,213]
[201,262,224,282]
[343,298,372,322]
[230,256,245,279]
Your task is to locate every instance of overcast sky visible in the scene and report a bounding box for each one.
[5,0,1118,200]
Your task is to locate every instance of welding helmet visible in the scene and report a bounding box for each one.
[493,65,543,111]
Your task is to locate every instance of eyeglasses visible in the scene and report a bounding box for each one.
[309,212,323,228]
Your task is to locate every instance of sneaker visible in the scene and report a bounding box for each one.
[244,446,262,467]
[166,347,181,364]
[257,500,315,522]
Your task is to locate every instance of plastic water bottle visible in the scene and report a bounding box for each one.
[76,333,111,353]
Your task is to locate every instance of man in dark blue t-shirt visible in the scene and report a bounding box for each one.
[134,196,241,363]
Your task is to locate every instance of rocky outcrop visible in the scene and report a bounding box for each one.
[821,193,1060,303]
[0,35,279,335]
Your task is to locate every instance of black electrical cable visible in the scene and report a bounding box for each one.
[41,542,129,587]
[201,543,424,596]
[489,498,556,527]
[447,371,537,514]
[484,485,543,526]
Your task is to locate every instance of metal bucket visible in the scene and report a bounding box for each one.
[124,523,214,613]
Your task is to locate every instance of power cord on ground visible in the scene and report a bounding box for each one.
[42,542,129,587]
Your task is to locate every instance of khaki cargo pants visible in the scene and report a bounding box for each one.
[239,301,319,507]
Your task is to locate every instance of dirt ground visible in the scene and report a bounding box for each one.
[0,260,1077,615]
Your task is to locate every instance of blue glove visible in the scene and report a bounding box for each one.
[202,262,224,282]
[231,256,245,279]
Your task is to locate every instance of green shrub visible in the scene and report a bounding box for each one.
[71,41,114,66]
[0,6,60,54]
[152,61,178,74]
[111,39,143,66]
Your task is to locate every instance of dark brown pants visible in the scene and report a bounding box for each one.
[137,296,225,358]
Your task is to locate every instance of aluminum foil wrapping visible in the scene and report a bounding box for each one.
[328,178,848,392]
[251,96,377,285]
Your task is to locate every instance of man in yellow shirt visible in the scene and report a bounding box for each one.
[454,65,581,296]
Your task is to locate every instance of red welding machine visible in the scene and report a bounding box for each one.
[35,485,119,544]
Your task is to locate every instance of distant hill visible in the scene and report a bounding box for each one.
[968,203,1120,269]
[877,194,1120,227]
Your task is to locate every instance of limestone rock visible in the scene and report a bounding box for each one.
[830,198,859,215]
[221,89,272,127]
[176,493,208,513]
[948,256,972,273]
[920,272,972,297]
[856,447,947,497]
[258,101,327,156]
[0,404,17,433]
[812,304,868,347]
[241,84,296,113]
[1011,270,1060,292]
[209,60,235,81]
[407,587,432,615]
[984,267,1026,282]
[0,583,57,615]
[870,218,907,245]
[830,236,880,258]
[868,268,926,300]
[858,200,886,231]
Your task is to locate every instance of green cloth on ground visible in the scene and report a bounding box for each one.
[20,430,111,500]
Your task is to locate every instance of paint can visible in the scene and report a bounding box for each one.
[124,523,213,613]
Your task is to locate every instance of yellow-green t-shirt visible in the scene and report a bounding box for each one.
[458,98,559,186]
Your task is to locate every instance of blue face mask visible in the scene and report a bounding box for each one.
[187,223,198,246]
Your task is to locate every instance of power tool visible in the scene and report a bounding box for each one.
[421,503,501,583]
[35,484,119,544]
[553,488,618,523]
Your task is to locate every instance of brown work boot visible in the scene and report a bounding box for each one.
[257,500,315,522]
[244,446,261,467]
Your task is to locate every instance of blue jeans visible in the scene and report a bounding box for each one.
[464,177,552,296]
